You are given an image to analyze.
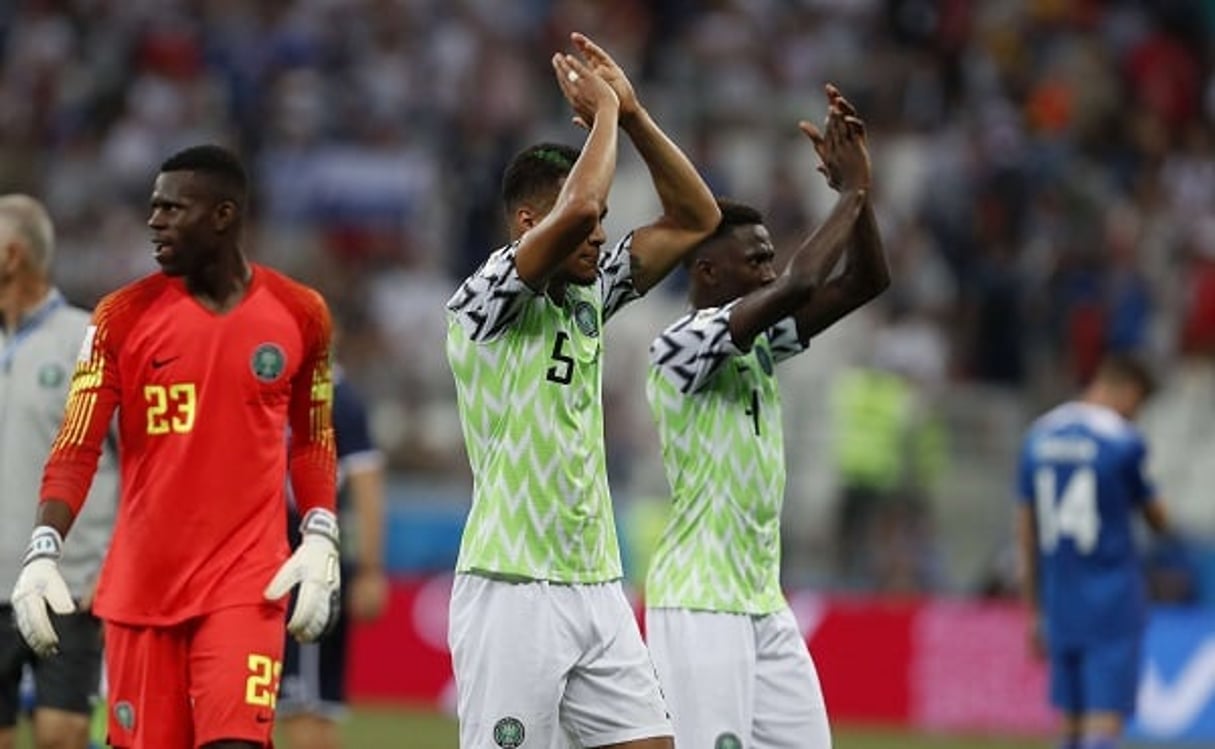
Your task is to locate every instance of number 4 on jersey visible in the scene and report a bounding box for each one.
[1034,466,1100,554]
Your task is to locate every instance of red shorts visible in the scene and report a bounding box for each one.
[104,603,287,749]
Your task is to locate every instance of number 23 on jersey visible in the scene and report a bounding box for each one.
[144,382,197,435]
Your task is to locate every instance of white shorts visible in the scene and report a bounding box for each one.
[449,574,672,748]
[646,607,831,749]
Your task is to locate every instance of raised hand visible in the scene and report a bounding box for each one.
[570,32,640,121]
[553,51,619,130]
[798,83,870,192]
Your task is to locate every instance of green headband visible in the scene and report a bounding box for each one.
[533,148,573,170]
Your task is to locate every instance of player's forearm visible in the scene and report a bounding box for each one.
[34,499,76,539]
[289,332,338,513]
[621,107,720,290]
[559,106,619,217]
[516,109,619,286]
[624,108,719,237]
[40,443,107,524]
[1143,500,1170,536]
[1016,507,1040,612]
[786,188,867,290]
[725,189,864,348]
[349,467,386,571]
[39,374,118,523]
[289,444,338,514]
[840,199,891,298]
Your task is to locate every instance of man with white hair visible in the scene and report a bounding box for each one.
[0,194,118,749]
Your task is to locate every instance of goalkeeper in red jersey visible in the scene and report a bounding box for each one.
[9,144,341,749]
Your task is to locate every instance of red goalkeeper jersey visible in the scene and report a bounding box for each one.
[41,265,337,625]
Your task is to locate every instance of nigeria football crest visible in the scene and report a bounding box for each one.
[250,342,286,382]
[37,362,65,388]
[573,300,599,338]
[114,701,136,731]
[715,732,742,749]
[493,716,525,748]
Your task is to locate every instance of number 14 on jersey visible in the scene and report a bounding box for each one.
[1034,466,1100,554]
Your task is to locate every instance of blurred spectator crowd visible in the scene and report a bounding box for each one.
[1,0,1212,593]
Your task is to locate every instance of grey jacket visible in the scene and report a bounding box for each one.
[1,290,118,601]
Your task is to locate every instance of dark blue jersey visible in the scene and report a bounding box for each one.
[1017,402,1156,648]
[331,374,378,507]
[288,372,381,555]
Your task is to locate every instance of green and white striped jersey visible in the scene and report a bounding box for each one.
[446,236,639,582]
[645,303,806,614]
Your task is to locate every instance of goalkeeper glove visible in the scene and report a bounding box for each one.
[11,526,76,656]
[265,508,341,642]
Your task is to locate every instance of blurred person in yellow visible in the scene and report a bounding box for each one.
[830,304,949,593]
[0,195,118,749]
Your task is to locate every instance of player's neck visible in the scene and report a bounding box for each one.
[186,254,252,314]
[546,280,569,306]
[688,286,725,310]
[0,273,50,335]
[1080,390,1131,421]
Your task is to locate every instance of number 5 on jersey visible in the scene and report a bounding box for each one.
[546,331,574,385]
[1034,466,1100,554]
[144,383,197,434]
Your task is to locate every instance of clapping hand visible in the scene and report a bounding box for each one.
[798,83,871,192]
[553,48,618,130]
[570,32,641,123]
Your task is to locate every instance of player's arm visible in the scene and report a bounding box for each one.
[1016,504,1040,614]
[728,88,881,350]
[1142,500,1169,535]
[347,457,388,621]
[334,382,388,622]
[1130,432,1173,538]
[570,33,720,293]
[266,292,341,643]
[513,53,620,288]
[1014,443,1046,658]
[727,187,865,350]
[15,311,123,654]
[791,197,889,341]
[1124,431,1170,538]
[37,317,122,534]
[286,298,338,519]
[788,86,889,342]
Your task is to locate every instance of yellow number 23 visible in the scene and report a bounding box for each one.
[144,383,197,435]
[245,654,283,708]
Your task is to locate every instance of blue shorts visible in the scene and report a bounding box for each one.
[1048,634,1142,716]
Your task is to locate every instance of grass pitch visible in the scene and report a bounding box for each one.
[9,705,1080,748]
[334,706,1041,749]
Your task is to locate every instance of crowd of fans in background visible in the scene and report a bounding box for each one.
[1,0,1212,594]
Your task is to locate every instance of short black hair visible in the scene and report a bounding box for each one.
[685,197,766,265]
[1096,353,1158,398]
[501,143,580,211]
[716,198,765,232]
[160,144,248,205]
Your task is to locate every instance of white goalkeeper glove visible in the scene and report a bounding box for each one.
[11,526,76,656]
[265,508,341,643]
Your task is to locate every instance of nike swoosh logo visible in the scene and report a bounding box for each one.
[151,356,180,369]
